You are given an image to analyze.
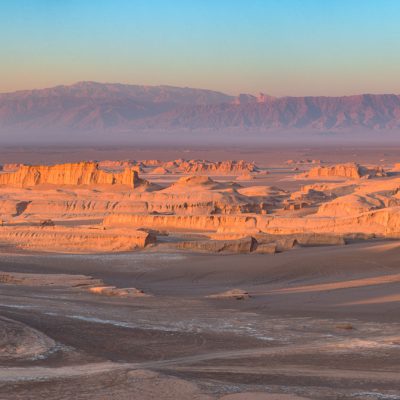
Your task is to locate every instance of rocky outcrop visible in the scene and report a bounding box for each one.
[2,156,400,255]
[236,172,255,181]
[260,207,400,237]
[94,158,261,177]
[0,162,147,188]
[1,163,24,172]
[0,226,154,253]
[0,271,103,287]
[317,194,384,217]
[140,159,162,167]
[98,160,143,172]
[207,289,251,300]
[176,236,256,253]
[103,214,259,233]
[88,286,150,298]
[0,271,150,299]
[254,243,277,254]
[178,160,258,175]
[301,163,387,180]
[105,206,400,241]
[151,166,170,174]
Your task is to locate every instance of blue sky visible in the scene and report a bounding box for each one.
[1,0,400,95]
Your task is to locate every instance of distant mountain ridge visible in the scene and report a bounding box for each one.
[1,81,400,132]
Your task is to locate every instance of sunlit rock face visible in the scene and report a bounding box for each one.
[300,162,387,180]
[0,162,146,188]
[0,158,400,254]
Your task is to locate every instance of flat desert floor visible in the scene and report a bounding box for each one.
[0,146,399,400]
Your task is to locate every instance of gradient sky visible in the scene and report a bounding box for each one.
[1,0,400,96]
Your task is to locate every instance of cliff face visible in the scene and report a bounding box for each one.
[104,206,400,238]
[2,156,400,254]
[302,163,387,180]
[0,226,153,253]
[103,214,259,233]
[0,162,146,188]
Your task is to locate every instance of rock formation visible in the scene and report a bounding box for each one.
[300,163,387,180]
[1,163,24,172]
[0,271,150,299]
[151,166,170,174]
[1,157,400,254]
[207,289,251,300]
[178,160,258,175]
[176,236,257,253]
[0,162,147,188]
[0,226,154,253]
[236,172,255,181]
[88,286,150,298]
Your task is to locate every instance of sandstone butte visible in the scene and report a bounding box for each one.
[0,162,146,188]
[178,159,258,175]
[35,158,258,176]
[300,162,387,180]
[0,160,400,254]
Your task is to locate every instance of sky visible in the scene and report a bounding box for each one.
[1,0,400,96]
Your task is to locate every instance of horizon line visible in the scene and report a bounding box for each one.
[0,80,399,99]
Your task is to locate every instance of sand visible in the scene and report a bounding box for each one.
[0,146,400,399]
[1,240,400,399]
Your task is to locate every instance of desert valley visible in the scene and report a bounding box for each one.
[2,1,400,398]
[1,145,400,399]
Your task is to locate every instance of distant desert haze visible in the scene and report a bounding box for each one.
[2,82,400,144]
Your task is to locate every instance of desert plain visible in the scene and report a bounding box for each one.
[1,145,400,400]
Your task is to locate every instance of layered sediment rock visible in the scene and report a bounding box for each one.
[105,206,400,239]
[88,286,150,297]
[0,226,154,252]
[261,207,400,237]
[151,167,170,174]
[176,236,256,253]
[0,162,147,188]
[207,289,251,300]
[98,160,134,169]
[301,163,387,180]
[1,158,400,254]
[317,194,384,217]
[236,172,255,181]
[0,271,103,287]
[178,159,258,175]
[1,163,24,172]
[104,213,259,233]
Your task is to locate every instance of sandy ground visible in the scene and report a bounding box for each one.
[0,145,399,167]
[0,146,399,399]
[0,240,400,399]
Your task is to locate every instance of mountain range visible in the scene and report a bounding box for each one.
[1,81,400,143]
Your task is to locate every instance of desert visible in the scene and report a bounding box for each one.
[1,155,400,253]
[0,145,399,400]
[2,1,400,398]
